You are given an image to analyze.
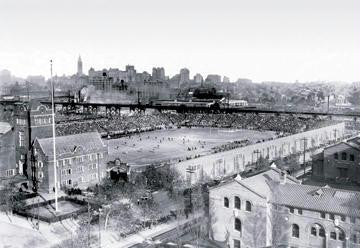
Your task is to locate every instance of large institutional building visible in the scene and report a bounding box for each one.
[0,100,108,193]
[209,166,360,248]
[31,132,107,193]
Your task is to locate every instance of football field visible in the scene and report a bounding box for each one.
[106,127,276,166]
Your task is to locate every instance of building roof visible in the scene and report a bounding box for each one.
[236,167,300,199]
[210,167,360,217]
[324,135,360,152]
[0,122,11,134]
[209,167,299,195]
[36,132,105,157]
[273,183,360,217]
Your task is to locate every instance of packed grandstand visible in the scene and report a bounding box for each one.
[55,110,337,137]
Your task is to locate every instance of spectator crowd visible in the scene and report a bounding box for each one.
[55,111,337,137]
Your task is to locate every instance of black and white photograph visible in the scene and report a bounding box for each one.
[0,0,359,247]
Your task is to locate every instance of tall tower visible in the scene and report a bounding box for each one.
[77,55,83,75]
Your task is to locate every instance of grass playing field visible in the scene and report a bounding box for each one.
[106,127,276,166]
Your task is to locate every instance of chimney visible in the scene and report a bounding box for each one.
[270,162,277,169]
[235,174,242,182]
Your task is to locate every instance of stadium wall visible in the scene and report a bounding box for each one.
[171,122,346,184]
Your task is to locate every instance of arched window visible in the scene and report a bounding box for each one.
[341,152,347,160]
[338,229,345,241]
[234,218,241,232]
[311,227,317,236]
[246,201,252,212]
[292,224,300,238]
[331,227,346,241]
[234,196,241,209]
[311,224,325,238]
[224,197,229,208]
[334,153,338,159]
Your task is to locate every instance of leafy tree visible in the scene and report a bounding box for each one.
[347,87,360,106]
[0,180,23,215]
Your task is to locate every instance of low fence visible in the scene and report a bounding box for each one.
[14,196,93,223]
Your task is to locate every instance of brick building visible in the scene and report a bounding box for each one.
[312,136,360,184]
[209,166,360,248]
[30,132,107,193]
[11,101,53,177]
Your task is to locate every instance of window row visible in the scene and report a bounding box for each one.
[319,211,355,223]
[61,164,98,175]
[288,207,302,215]
[61,173,99,186]
[292,224,346,242]
[16,118,26,125]
[5,169,16,177]
[224,196,252,212]
[34,117,52,125]
[334,152,355,161]
[57,153,102,167]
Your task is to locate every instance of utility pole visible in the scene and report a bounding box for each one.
[333,129,339,142]
[253,150,261,169]
[300,137,308,178]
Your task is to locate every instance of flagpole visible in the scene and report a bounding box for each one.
[50,59,58,212]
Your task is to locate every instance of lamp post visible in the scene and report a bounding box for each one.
[94,208,103,248]
[185,166,195,217]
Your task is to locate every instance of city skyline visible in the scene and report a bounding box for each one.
[1,0,360,82]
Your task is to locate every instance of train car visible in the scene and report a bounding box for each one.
[228,99,249,108]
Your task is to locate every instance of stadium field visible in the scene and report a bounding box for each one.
[106,127,276,166]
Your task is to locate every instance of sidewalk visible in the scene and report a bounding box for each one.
[100,213,201,248]
[0,212,73,248]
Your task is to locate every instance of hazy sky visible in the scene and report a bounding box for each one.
[0,0,359,82]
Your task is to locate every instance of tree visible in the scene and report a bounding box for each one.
[241,180,290,248]
[347,87,360,106]
[0,179,23,215]
[52,211,97,248]
[243,206,267,247]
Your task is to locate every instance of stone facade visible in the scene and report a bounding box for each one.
[209,168,360,248]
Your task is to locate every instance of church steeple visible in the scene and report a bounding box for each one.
[77,55,83,75]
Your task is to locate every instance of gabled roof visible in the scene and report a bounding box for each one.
[209,167,300,199]
[36,132,105,157]
[237,167,299,198]
[324,136,360,152]
[209,167,360,217]
[273,183,360,217]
